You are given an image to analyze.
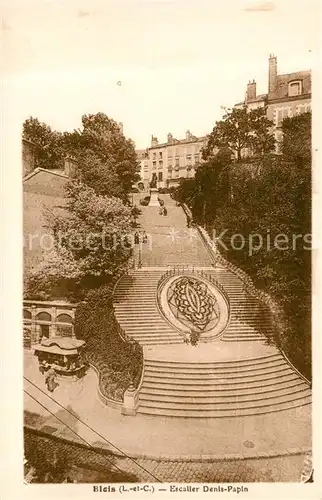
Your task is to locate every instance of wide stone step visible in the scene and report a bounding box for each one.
[223,333,264,338]
[116,284,158,290]
[222,338,265,342]
[114,299,157,304]
[140,376,306,395]
[145,353,281,368]
[114,308,159,315]
[143,366,295,384]
[137,398,311,418]
[139,385,310,404]
[144,363,291,379]
[115,317,169,325]
[133,340,183,345]
[138,392,311,412]
[120,326,175,334]
[144,359,287,375]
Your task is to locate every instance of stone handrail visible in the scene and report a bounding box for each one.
[90,363,123,410]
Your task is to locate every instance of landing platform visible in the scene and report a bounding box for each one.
[144,340,277,363]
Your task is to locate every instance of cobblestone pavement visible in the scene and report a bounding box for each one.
[132,193,212,267]
[25,426,306,482]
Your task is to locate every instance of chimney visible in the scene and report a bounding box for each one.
[151,135,158,147]
[167,133,173,143]
[268,54,277,95]
[186,130,192,141]
[246,80,256,102]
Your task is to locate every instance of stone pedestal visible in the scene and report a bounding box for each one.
[148,188,159,207]
[122,384,139,416]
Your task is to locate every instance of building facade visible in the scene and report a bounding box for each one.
[23,300,77,348]
[235,55,311,153]
[137,131,206,189]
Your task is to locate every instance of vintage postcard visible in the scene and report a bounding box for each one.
[1,0,321,498]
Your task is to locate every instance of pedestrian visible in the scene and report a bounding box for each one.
[134,231,140,244]
[45,365,58,392]
[163,207,167,216]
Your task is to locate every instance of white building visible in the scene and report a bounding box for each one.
[137,131,206,189]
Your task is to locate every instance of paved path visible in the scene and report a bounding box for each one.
[133,194,212,267]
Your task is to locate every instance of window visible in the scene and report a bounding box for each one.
[153,152,156,160]
[175,157,180,166]
[159,160,163,168]
[274,107,292,127]
[152,161,156,169]
[159,152,163,159]
[40,324,50,338]
[296,103,311,115]
[288,81,302,97]
[158,172,163,181]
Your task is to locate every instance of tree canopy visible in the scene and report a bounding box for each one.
[22,113,140,199]
[63,113,140,198]
[23,117,64,170]
[202,106,275,162]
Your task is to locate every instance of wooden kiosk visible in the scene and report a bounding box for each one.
[34,337,86,379]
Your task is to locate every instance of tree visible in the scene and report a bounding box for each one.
[23,117,64,170]
[63,113,140,198]
[76,151,123,198]
[25,183,132,300]
[282,111,311,165]
[203,106,274,162]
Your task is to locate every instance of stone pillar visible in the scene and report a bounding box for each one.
[51,306,57,338]
[122,384,139,416]
[148,188,159,207]
[31,305,38,344]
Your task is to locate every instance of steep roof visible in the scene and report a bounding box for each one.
[269,70,311,100]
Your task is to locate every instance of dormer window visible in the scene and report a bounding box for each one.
[288,80,302,97]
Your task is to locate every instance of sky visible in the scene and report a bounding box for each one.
[2,0,319,148]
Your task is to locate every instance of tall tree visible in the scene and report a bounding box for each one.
[63,113,140,198]
[203,106,274,162]
[23,117,64,170]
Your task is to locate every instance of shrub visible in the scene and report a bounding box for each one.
[75,285,143,401]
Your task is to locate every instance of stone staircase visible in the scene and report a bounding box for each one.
[113,267,270,345]
[137,354,312,418]
[113,269,183,345]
